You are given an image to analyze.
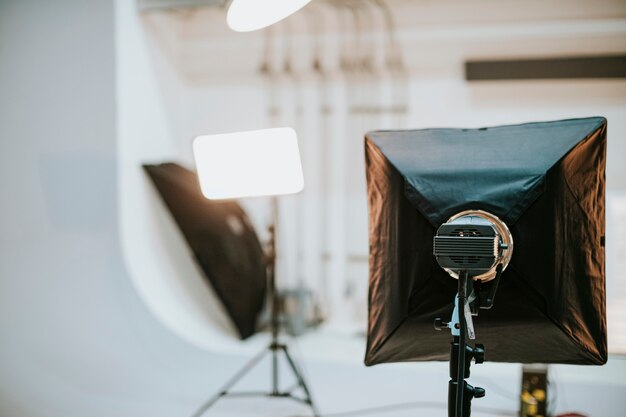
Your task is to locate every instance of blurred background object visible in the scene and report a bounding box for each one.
[189,127,318,417]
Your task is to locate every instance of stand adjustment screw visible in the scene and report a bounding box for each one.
[434,318,448,331]
[473,386,486,398]
[473,344,485,364]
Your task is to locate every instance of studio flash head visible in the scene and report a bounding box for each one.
[433,210,513,282]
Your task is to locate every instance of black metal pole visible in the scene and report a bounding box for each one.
[456,270,469,417]
[269,196,279,396]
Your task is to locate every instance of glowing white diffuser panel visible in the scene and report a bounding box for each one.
[227,0,313,32]
[193,127,304,200]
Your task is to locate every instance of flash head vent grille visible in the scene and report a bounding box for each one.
[432,210,514,281]
[434,235,498,269]
[450,227,481,237]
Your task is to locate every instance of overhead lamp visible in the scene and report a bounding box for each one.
[226,0,313,32]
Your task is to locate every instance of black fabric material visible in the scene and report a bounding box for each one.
[144,163,267,339]
[364,117,607,365]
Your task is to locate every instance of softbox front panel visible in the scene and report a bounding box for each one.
[364,117,607,365]
[144,163,267,339]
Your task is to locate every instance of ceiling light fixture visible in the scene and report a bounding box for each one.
[226,0,313,32]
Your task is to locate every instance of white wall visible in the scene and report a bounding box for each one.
[0,1,248,416]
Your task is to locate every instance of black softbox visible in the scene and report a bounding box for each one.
[364,117,607,366]
[144,163,267,339]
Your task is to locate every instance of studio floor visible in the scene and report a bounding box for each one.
[178,332,626,417]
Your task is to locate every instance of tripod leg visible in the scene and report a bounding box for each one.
[272,345,279,395]
[281,346,320,417]
[190,348,270,417]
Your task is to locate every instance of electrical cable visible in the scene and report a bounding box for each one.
[471,376,519,402]
[286,400,517,417]
[547,377,557,417]
[288,332,519,417]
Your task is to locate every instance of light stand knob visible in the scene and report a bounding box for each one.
[472,386,486,398]
[434,318,449,331]
[465,382,486,399]
[473,344,485,364]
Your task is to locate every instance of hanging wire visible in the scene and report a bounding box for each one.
[354,1,376,76]
[282,17,295,77]
[370,0,404,74]
[370,0,408,127]
[301,2,333,324]
[259,26,281,124]
[348,3,364,76]
[334,1,360,75]
[306,3,326,77]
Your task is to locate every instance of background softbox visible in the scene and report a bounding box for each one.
[144,163,267,339]
[364,117,607,366]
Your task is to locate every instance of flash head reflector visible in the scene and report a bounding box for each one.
[434,210,513,282]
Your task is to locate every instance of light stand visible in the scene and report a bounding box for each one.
[435,271,487,417]
[191,198,318,417]
[433,211,513,417]
[191,128,317,417]
[440,271,486,417]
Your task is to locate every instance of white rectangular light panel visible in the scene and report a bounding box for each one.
[193,127,304,200]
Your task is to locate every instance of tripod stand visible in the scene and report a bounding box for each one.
[191,197,319,417]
